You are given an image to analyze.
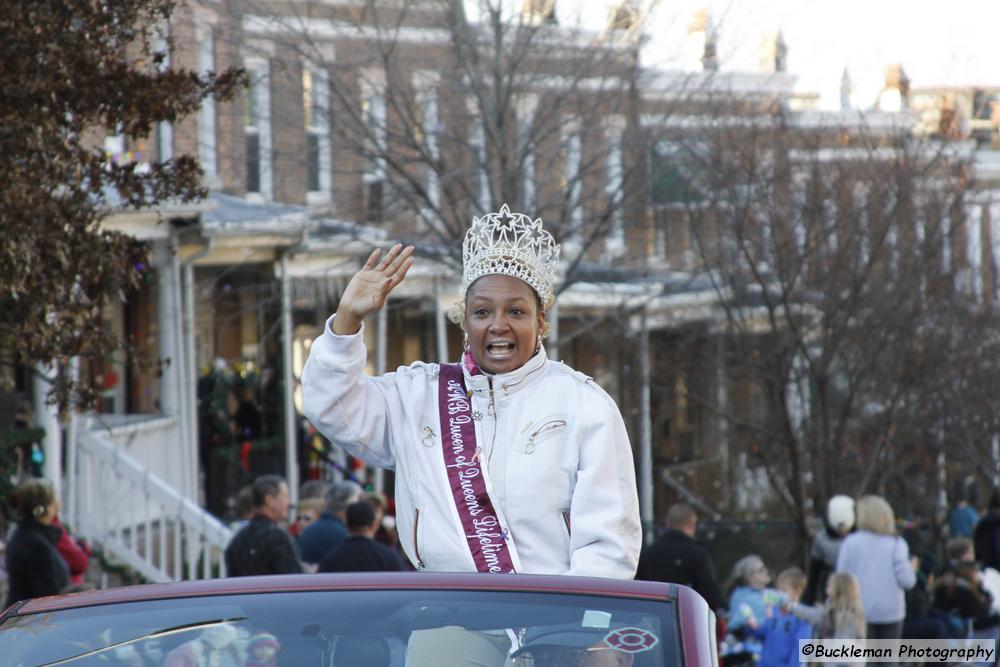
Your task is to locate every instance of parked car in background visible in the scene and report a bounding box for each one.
[0,572,716,666]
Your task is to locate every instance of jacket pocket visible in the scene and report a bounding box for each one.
[520,415,570,454]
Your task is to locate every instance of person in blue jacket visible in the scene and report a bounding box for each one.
[727,554,772,634]
[747,567,812,667]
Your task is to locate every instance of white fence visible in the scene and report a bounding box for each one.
[72,415,232,583]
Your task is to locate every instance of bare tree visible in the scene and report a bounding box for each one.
[0,0,244,410]
[648,103,1000,546]
[236,0,666,300]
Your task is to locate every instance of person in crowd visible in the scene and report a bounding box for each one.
[938,536,976,573]
[949,496,979,539]
[747,567,812,667]
[224,475,302,576]
[52,515,92,588]
[11,400,43,481]
[934,559,1000,637]
[299,479,327,502]
[836,495,916,640]
[636,503,726,611]
[803,494,855,605]
[726,554,772,635]
[289,496,325,540]
[301,206,640,576]
[228,484,254,533]
[902,551,953,640]
[317,499,407,572]
[788,572,866,640]
[245,632,282,667]
[298,479,363,565]
[4,478,69,606]
[974,490,1000,572]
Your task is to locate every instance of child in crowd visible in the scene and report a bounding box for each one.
[788,572,866,639]
[245,632,281,667]
[748,567,813,667]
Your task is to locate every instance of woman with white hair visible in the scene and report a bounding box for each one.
[301,206,641,578]
[803,494,855,604]
[836,495,917,640]
[726,554,772,634]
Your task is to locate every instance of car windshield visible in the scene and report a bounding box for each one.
[0,588,679,667]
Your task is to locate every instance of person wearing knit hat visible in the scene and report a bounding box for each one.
[802,495,856,605]
[246,632,281,667]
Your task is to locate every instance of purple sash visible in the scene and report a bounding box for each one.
[438,363,517,573]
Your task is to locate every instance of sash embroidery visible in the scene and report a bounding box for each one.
[438,363,517,574]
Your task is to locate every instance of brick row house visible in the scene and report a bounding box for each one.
[17,0,1000,577]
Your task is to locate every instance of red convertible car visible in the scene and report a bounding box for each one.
[0,572,716,666]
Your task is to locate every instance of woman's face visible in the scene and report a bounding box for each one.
[37,498,60,525]
[748,561,770,589]
[296,508,319,529]
[464,275,545,375]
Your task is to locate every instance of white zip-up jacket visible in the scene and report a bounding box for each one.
[301,319,641,579]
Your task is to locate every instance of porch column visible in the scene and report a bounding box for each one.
[373,306,388,494]
[435,278,449,363]
[280,254,299,503]
[34,363,61,491]
[155,242,183,420]
[547,301,559,361]
[156,240,190,499]
[638,307,654,544]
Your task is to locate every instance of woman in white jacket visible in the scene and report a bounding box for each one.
[301,205,641,579]
[836,495,916,641]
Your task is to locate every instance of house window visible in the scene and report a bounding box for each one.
[303,67,332,203]
[967,204,983,300]
[197,26,216,179]
[605,127,624,257]
[361,79,387,220]
[516,97,537,211]
[153,27,173,163]
[469,104,489,212]
[563,129,582,240]
[649,140,704,206]
[416,85,440,208]
[992,204,1000,304]
[244,61,272,199]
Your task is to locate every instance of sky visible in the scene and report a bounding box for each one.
[562,0,1000,110]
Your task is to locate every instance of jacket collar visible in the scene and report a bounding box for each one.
[462,345,548,399]
[20,520,62,543]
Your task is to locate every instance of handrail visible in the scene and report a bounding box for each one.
[72,415,232,583]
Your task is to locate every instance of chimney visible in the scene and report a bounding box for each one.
[522,0,557,26]
[877,63,910,112]
[685,9,718,72]
[840,67,853,111]
[607,0,641,33]
[758,31,787,73]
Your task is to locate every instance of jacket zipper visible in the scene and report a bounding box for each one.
[562,510,572,536]
[485,379,499,466]
[412,509,425,570]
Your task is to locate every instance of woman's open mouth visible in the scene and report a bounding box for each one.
[485,340,515,360]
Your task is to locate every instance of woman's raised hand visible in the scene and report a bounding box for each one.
[332,244,415,335]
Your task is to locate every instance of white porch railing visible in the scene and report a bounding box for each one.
[72,415,232,583]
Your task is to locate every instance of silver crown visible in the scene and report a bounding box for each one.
[461,204,561,305]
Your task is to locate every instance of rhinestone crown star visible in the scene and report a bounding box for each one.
[461,205,561,305]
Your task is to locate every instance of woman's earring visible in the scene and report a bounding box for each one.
[463,332,470,351]
[535,334,542,354]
